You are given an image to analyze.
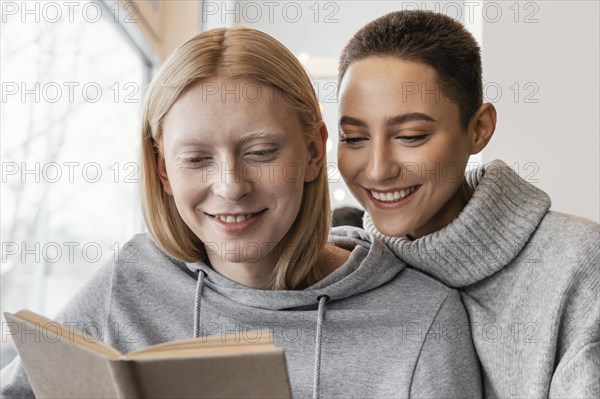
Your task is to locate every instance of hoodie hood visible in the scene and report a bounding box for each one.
[184,226,406,310]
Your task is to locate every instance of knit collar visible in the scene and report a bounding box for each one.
[363,160,551,287]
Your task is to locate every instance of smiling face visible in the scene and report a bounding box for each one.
[338,57,490,239]
[158,77,323,285]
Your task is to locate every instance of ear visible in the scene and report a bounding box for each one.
[305,121,328,183]
[157,156,174,196]
[468,103,497,154]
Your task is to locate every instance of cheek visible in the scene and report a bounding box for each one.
[263,163,304,200]
[337,149,359,179]
[282,163,306,185]
[437,137,471,184]
[418,137,468,183]
[265,177,304,235]
[170,172,206,205]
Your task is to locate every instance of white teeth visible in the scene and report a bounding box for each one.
[215,213,254,223]
[370,187,417,203]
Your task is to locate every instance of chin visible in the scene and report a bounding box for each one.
[372,219,408,238]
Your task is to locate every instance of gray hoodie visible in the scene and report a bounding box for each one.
[1,227,481,398]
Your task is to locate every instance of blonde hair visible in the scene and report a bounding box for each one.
[140,27,330,290]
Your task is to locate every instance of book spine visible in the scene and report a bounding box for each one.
[108,359,142,399]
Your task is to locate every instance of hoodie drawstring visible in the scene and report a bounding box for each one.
[192,268,328,398]
[313,295,329,399]
[193,269,206,338]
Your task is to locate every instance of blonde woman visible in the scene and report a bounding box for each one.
[2,27,481,398]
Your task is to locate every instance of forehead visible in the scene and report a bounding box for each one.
[340,57,440,100]
[171,77,285,116]
[161,77,301,146]
[349,57,438,80]
[338,57,459,121]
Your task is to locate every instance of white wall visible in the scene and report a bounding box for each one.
[480,0,599,222]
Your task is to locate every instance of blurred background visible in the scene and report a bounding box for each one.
[1,0,598,366]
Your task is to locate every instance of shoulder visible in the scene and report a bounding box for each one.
[528,211,599,270]
[539,211,599,239]
[57,233,189,307]
[110,232,195,280]
[509,211,599,326]
[530,213,600,364]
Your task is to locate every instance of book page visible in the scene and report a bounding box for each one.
[127,344,280,360]
[127,329,274,357]
[6,310,122,359]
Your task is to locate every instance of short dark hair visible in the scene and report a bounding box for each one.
[339,10,482,129]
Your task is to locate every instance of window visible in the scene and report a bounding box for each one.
[1,0,152,366]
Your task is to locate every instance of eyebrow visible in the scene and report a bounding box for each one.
[237,129,284,144]
[339,116,367,128]
[386,112,436,126]
[172,129,283,148]
[339,112,436,128]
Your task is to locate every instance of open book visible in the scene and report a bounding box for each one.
[4,310,292,398]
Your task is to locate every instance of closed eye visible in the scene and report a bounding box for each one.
[176,154,212,168]
[397,135,428,142]
[340,137,368,144]
[245,148,278,161]
[247,149,276,156]
[187,156,210,163]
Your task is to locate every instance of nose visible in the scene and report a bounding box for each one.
[211,158,252,202]
[364,139,400,183]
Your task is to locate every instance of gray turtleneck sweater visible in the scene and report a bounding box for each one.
[1,228,481,398]
[365,159,600,398]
